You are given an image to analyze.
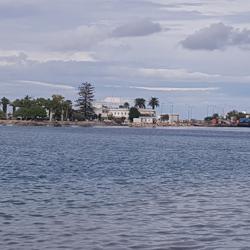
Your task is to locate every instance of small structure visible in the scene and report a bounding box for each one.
[138,108,156,117]
[160,114,169,122]
[168,114,180,123]
[238,118,250,127]
[93,103,109,119]
[133,116,156,124]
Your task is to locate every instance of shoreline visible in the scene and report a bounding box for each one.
[0,120,119,127]
[0,119,242,128]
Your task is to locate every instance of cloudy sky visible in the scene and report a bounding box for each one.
[1,0,250,118]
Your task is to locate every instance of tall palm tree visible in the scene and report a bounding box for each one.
[11,99,21,114]
[149,97,159,110]
[1,97,10,118]
[63,100,73,121]
[135,98,146,109]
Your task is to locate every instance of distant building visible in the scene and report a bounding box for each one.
[108,108,129,120]
[160,114,170,122]
[93,103,157,122]
[93,103,109,119]
[138,108,156,117]
[133,116,156,124]
[133,109,157,124]
[168,114,180,123]
[239,117,250,127]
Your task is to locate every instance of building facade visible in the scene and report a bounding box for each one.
[133,116,156,124]
[108,108,129,120]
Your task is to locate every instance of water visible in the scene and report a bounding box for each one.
[1,126,250,250]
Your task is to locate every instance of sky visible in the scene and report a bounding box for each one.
[0,0,250,118]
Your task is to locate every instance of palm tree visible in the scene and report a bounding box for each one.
[149,97,159,110]
[11,99,21,114]
[135,98,146,109]
[63,100,73,121]
[1,97,10,118]
[123,102,130,109]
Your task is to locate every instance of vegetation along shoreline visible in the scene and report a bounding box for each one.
[1,82,250,128]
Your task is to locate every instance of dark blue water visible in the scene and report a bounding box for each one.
[1,126,250,250]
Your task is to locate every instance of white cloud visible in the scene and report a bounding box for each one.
[27,51,97,63]
[17,80,75,90]
[138,67,221,82]
[129,86,219,92]
[0,50,96,65]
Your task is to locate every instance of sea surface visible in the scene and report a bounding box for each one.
[1,126,250,250]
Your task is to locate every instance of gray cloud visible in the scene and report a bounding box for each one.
[181,23,250,50]
[112,19,162,37]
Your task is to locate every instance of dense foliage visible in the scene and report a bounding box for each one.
[14,106,47,120]
[149,97,159,110]
[0,82,163,123]
[0,97,10,115]
[76,82,95,120]
[134,98,146,109]
[129,107,140,122]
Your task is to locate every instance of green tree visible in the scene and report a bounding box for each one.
[63,100,73,121]
[10,99,21,113]
[51,95,65,121]
[204,116,212,121]
[1,97,10,118]
[129,107,140,122]
[226,110,245,120]
[35,97,49,108]
[76,82,95,120]
[149,97,159,110]
[19,95,33,108]
[212,113,219,119]
[35,97,51,120]
[135,98,146,109]
[14,106,47,120]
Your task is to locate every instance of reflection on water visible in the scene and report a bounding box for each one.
[1,126,250,249]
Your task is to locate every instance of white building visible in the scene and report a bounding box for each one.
[93,103,109,119]
[168,114,180,123]
[108,108,129,120]
[133,116,156,124]
[138,108,156,117]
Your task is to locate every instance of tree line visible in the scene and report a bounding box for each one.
[0,82,160,122]
[204,110,249,122]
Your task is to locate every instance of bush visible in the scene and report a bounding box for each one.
[129,107,140,122]
[72,111,86,121]
[14,106,47,120]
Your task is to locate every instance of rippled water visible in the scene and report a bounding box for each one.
[1,126,250,250]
